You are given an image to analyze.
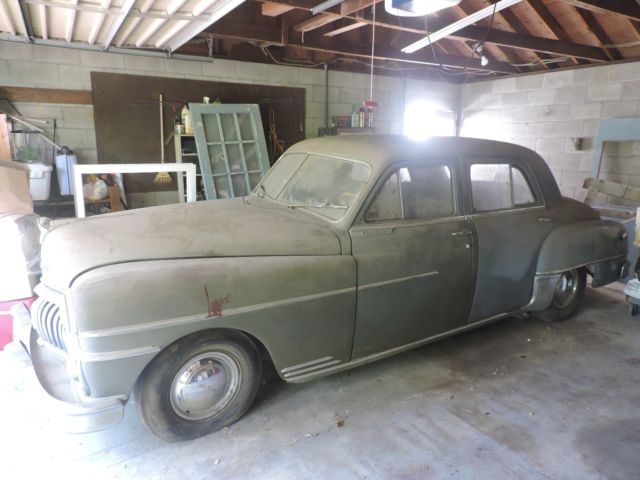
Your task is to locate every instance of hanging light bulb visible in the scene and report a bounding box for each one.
[473,41,489,67]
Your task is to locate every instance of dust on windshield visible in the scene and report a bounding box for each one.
[256,153,371,221]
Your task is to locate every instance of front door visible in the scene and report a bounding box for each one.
[350,162,473,359]
[465,161,553,322]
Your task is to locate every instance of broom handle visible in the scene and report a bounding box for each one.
[159,93,165,164]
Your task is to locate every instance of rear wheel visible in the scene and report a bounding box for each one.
[135,330,261,442]
[536,268,586,323]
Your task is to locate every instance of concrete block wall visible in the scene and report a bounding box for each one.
[459,61,640,200]
[0,42,459,169]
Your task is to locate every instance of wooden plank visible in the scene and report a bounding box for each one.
[324,19,366,37]
[292,12,340,32]
[340,0,380,16]
[0,86,92,104]
[526,0,573,42]
[565,0,640,22]
[584,177,640,202]
[0,114,11,160]
[261,1,295,16]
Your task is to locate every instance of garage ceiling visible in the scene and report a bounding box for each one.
[1,0,640,81]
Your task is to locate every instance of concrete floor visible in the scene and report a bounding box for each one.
[2,285,639,480]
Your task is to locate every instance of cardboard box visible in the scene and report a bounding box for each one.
[0,160,33,214]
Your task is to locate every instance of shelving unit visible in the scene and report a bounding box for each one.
[171,133,205,202]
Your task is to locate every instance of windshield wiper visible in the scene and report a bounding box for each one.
[256,184,271,199]
[286,202,348,210]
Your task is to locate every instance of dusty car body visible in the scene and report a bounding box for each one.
[19,135,628,441]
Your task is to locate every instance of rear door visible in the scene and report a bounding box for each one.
[464,160,552,322]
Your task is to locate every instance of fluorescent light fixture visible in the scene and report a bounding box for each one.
[311,0,344,15]
[401,0,523,54]
[384,0,461,17]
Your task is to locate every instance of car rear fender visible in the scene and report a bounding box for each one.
[536,220,628,285]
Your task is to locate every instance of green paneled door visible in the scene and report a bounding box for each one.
[190,104,271,199]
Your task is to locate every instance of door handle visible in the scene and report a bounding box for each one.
[451,229,473,237]
[537,217,551,222]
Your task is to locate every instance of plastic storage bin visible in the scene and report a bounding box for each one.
[26,163,52,201]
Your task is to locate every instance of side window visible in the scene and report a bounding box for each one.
[401,166,454,219]
[470,164,511,211]
[365,173,402,222]
[470,163,537,212]
[365,165,454,222]
[512,167,536,206]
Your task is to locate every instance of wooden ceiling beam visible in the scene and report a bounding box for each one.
[526,0,582,64]
[204,21,517,73]
[574,8,624,60]
[262,1,295,16]
[254,1,608,61]
[340,0,381,16]
[499,7,552,68]
[565,0,640,22]
[324,19,367,37]
[292,12,340,32]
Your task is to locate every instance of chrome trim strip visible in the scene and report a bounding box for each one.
[36,334,160,363]
[78,346,161,363]
[467,205,545,219]
[537,253,627,275]
[81,286,357,339]
[283,360,341,378]
[285,312,513,383]
[359,271,439,291]
[281,356,335,373]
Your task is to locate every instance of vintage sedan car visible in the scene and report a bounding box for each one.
[19,135,627,441]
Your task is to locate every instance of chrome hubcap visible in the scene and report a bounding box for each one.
[553,269,579,309]
[170,352,241,421]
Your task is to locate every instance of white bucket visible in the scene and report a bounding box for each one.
[55,150,77,196]
[26,163,52,201]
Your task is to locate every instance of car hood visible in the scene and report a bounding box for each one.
[41,198,341,289]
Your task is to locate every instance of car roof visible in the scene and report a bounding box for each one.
[287,135,562,205]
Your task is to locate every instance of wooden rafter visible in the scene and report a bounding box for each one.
[565,0,640,22]
[574,8,623,60]
[526,0,582,64]
[499,7,552,68]
[255,1,609,62]
[205,21,518,73]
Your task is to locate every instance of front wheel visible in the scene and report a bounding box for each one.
[135,329,261,442]
[535,268,586,323]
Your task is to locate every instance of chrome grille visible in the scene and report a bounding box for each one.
[32,297,68,352]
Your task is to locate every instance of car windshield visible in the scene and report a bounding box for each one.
[255,153,371,221]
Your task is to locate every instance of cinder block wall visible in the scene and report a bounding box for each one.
[459,62,640,200]
[0,42,458,168]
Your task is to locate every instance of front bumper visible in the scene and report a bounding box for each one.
[10,303,125,433]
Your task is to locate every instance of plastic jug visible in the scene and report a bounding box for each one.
[55,146,77,195]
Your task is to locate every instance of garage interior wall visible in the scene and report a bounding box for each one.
[460,61,640,202]
[0,42,458,160]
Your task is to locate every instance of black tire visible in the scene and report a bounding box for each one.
[134,329,261,442]
[535,268,586,323]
